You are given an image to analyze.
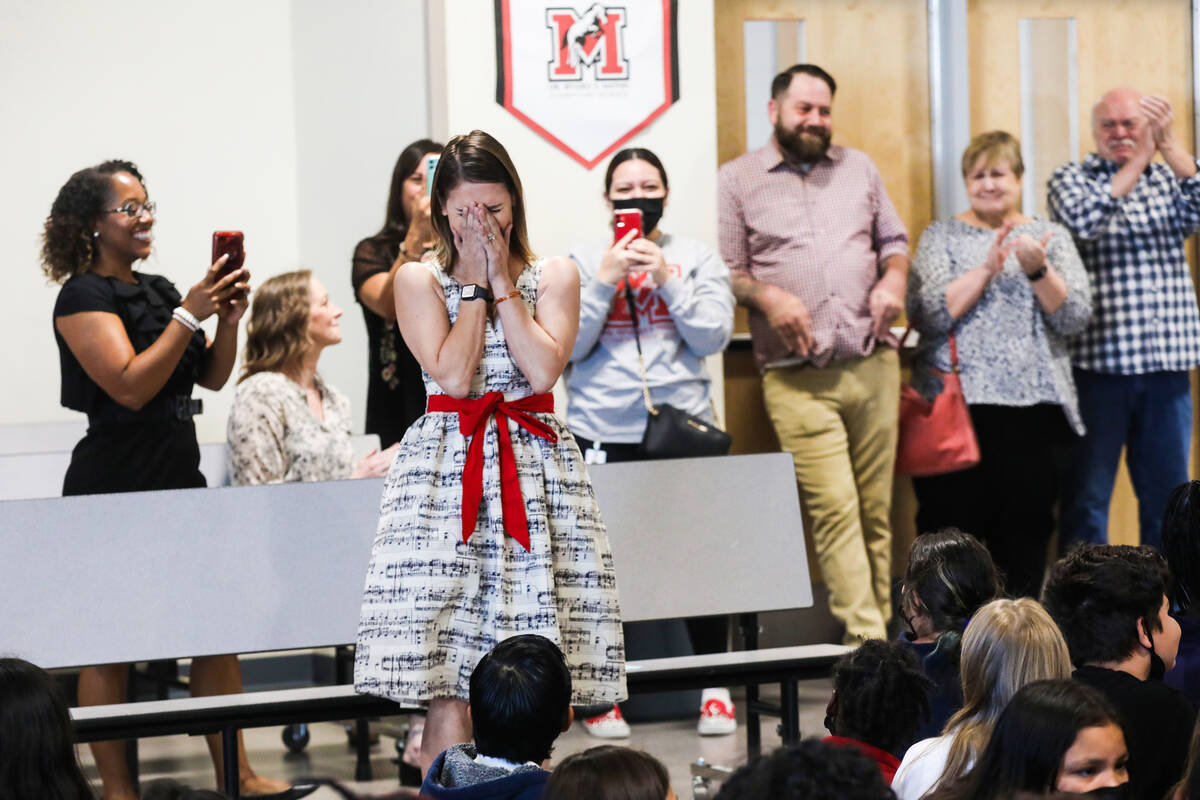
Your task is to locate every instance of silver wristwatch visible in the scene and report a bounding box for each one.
[461,284,493,302]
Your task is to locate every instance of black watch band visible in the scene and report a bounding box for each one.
[461,284,493,302]
[1027,265,1048,282]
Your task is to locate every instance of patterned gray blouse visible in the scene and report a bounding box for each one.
[227,371,354,485]
[906,217,1093,435]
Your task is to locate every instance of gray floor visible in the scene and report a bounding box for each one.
[77,679,835,799]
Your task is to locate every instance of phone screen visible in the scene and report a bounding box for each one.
[212,231,245,277]
[613,209,643,244]
[425,155,440,198]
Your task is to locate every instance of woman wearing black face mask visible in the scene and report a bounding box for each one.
[564,148,735,739]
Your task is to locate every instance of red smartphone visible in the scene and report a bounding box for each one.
[613,209,643,245]
[212,231,245,277]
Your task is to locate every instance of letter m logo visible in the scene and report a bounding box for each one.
[546,4,629,81]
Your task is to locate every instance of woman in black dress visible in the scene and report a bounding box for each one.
[352,139,444,447]
[44,159,312,799]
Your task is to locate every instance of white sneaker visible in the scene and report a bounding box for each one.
[697,689,737,736]
[583,704,632,738]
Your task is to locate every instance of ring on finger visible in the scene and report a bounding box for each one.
[487,234,496,242]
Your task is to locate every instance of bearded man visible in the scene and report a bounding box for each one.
[718,64,910,642]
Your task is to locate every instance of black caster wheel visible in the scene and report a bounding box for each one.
[282,723,310,753]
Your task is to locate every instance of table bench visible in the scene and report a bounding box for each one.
[0,452,847,797]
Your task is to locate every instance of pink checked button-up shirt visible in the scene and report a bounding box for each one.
[718,140,910,370]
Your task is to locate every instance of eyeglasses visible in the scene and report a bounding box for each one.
[106,200,157,218]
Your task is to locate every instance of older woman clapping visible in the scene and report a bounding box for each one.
[906,131,1092,598]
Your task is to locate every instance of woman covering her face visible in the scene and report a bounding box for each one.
[354,130,626,776]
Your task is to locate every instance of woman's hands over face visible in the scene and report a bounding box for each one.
[454,203,490,286]
[182,254,251,323]
[475,203,514,292]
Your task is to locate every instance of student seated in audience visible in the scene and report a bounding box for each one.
[898,528,1003,740]
[823,639,934,781]
[1042,544,1195,800]
[543,746,673,800]
[1163,480,1200,709]
[714,739,893,800]
[892,598,1072,800]
[227,270,398,485]
[0,657,94,800]
[420,634,571,799]
[926,679,1128,800]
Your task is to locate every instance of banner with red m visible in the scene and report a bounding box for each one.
[494,0,680,169]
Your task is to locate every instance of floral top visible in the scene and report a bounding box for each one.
[906,217,1093,435]
[227,371,354,485]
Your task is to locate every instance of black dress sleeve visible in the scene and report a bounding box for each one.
[352,236,399,298]
[54,272,117,317]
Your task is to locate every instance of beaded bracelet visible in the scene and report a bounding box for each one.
[493,290,522,306]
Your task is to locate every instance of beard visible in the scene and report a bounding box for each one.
[776,120,832,163]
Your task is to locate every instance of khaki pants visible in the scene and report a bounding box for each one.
[762,348,899,643]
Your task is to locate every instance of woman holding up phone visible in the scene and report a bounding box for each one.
[353,138,444,447]
[564,148,735,738]
[43,159,314,799]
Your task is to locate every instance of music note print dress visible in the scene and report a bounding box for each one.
[354,259,627,706]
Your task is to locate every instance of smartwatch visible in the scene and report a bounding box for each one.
[461,284,493,302]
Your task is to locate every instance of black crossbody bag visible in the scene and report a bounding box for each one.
[623,281,732,459]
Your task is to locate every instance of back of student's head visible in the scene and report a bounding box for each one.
[1163,480,1200,612]
[903,528,1003,637]
[936,598,1072,792]
[1042,544,1170,666]
[929,679,1122,800]
[713,739,893,800]
[830,639,934,754]
[469,634,571,765]
[0,658,94,800]
[543,746,669,800]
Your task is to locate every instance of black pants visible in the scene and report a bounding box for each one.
[574,434,730,718]
[912,404,1073,599]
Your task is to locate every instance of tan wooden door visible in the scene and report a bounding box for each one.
[968,0,1196,546]
[714,0,932,574]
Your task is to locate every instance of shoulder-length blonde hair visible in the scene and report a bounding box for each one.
[239,270,311,383]
[429,130,535,275]
[931,598,1071,796]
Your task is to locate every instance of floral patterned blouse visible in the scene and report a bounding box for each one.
[906,217,1092,435]
[227,371,354,485]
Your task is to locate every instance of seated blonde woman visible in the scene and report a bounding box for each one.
[891,597,1073,800]
[228,270,398,485]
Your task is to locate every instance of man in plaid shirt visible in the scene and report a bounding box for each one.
[1049,87,1200,549]
[718,65,909,643]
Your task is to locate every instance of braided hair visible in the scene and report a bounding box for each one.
[830,639,935,754]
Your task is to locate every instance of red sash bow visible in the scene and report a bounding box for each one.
[426,391,557,551]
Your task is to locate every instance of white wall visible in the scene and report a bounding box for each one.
[1,1,428,443]
[428,0,724,416]
[290,0,430,435]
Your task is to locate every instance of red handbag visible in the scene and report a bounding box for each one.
[896,331,981,477]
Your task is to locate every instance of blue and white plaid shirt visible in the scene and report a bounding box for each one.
[1048,153,1200,374]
